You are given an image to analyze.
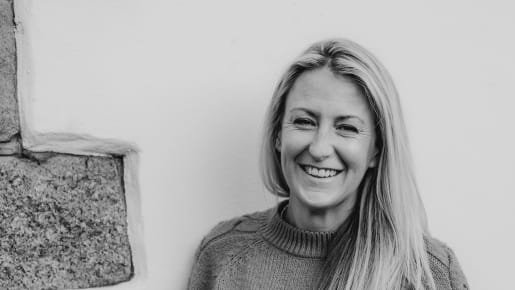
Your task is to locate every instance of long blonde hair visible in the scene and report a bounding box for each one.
[260,39,436,290]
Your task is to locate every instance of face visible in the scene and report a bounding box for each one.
[277,66,377,213]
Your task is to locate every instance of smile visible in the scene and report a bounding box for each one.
[299,164,343,178]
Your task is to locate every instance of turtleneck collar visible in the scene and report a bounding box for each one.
[259,200,337,259]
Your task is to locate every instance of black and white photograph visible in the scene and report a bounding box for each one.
[0,0,513,289]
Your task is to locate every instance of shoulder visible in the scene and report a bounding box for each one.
[188,208,271,289]
[188,207,273,288]
[201,208,270,247]
[195,207,273,261]
[424,236,469,290]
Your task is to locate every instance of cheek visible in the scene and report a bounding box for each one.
[336,141,373,169]
[280,131,312,160]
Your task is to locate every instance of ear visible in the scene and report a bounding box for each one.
[275,135,281,152]
[368,147,379,168]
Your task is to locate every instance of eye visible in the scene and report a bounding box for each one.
[336,124,359,133]
[293,118,316,128]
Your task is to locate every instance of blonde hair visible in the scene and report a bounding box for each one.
[259,39,436,290]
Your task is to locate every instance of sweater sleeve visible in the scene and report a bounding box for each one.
[187,237,211,290]
[446,246,469,290]
[187,219,243,290]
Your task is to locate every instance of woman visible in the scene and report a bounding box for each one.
[188,39,468,290]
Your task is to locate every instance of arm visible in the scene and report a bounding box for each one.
[446,247,469,290]
[187,219,241,290]
[187,237,213,290]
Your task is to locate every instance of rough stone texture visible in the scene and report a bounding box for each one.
[0,153,133,289]
[0,0,20,142]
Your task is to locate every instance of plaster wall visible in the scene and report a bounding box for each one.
[12,0,515,289]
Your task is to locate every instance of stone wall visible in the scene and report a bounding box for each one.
[0,0,19,142]
[0,0,134,288]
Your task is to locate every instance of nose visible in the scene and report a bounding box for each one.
[308,129,334,161]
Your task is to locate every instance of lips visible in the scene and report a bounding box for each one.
[299,164,343,178]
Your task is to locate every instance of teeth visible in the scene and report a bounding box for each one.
[303,165,338,178]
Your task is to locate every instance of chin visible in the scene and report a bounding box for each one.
[296,190,348,210]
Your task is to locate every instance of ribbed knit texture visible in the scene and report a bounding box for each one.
[188,200,469,290]
[260,202,335,258]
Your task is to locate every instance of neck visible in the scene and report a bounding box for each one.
[285,195,357,232]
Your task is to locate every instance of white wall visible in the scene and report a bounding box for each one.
[15,0,515,289]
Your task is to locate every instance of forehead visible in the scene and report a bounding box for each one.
[285,67,373,122]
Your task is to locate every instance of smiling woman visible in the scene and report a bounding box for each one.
[187,39,469,290]
[277,68,378,232]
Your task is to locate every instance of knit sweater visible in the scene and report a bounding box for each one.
[188,200,469,290]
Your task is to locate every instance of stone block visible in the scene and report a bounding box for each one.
[0,0,20,142]
[0,153,133,289]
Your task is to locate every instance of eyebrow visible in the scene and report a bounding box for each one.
[289,108,366,125]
